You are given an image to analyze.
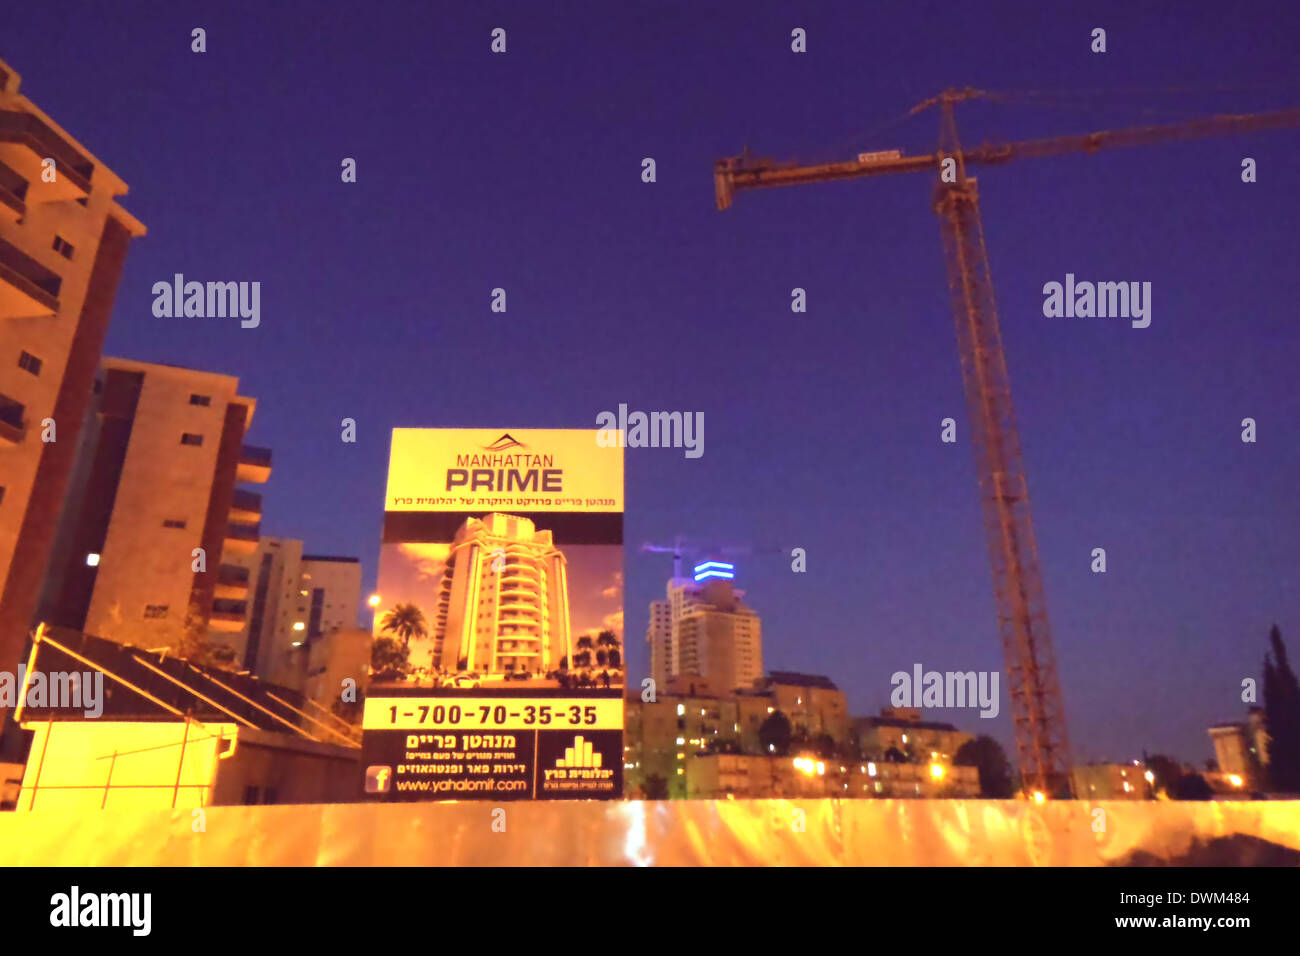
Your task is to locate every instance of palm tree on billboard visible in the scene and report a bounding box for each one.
[380,603,428,649]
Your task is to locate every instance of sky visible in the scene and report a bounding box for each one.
[5,0,1299,767]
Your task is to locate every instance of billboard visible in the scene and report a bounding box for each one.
[364,428,624,800]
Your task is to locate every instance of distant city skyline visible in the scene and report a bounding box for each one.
[5,0,1297,766]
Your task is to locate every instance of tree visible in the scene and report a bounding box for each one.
[177,598,239,671]
[607,649,621,668]
[758,710,793,756]
[954,735,1014,798]
[380,603,428,648]
[576,635,595,651]
[573,650,592,668]
[813,733,837,759]
[1144,754,1182,798]
[1170,772,1214,801]
[596,649,608,666]
[370,635,411,681]
[1263,624,1300,793]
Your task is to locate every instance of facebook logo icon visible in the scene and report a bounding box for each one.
[365,766,392,794]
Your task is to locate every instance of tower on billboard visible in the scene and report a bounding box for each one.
[433,513,572,675]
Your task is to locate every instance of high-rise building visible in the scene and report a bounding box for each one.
[232,538,361,684]
[0,58,146,680]
[431,513,571,675]
[646,562,762,693]
[36,357,270,655]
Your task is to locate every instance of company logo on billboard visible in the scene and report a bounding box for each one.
[482,433,526,452]
[365,765,393,793]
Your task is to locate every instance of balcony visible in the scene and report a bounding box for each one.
[228,489,262,523]
[0,236,61,318]
[0,161,26,222]
[223,522,260,556]
[0,393,24,445]
[210,598,248,632]
[0,110,93,201]
[214,564,251,600]
[236,444,272,484]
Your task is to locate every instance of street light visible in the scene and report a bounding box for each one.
[368,594,382,608]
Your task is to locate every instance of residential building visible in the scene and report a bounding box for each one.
[431,513,571,675]
[685,752,980,800]
[36,357,270,656]
[624,690,741,798]
[1208,707,1269,786]
[646,565,762,694]
[752,671,850,744]
[0,57,146,687]
[228,539,361,685]
[852,707,973,765]
[1072,762,1150,800]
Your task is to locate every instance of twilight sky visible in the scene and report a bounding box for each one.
[6,1,1299,766]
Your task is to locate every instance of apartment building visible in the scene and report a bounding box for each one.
[852,707,973,765]
[36,358,270,656]
[231,538,361,685]
[624,690,742,798]
[0,58,146,680]
[646,564,762,694]
[685,753,981,800]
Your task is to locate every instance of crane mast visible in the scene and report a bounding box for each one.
[933,93,1070,796]
[715,91,1300,798]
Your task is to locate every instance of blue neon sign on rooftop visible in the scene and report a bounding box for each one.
[693,561,735,582]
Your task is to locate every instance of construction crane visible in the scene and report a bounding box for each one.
[715,90,1300,798]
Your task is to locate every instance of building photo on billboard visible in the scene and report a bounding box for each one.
[362,428,625,801]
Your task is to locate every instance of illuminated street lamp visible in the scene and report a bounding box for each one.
[1031,790,1046,804]
[368,594,382,608]
[1228,774,1243,788]
[929,763,945,780]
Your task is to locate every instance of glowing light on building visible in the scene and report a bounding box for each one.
[692,561,735,582]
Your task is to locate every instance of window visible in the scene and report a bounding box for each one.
[144,604,169,619]
[189,394,211,406]
[0,486,5,506]
[52,235,74,259]
[18,351,41,376]
[180,433,203,446]
[162,519,186,529]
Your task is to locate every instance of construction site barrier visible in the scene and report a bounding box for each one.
[2,798,1299,866]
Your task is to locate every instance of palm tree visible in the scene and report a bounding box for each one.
[576,634,595,651]
[381,603,428,648]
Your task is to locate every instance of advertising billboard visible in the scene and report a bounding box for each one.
[363,428,624,800]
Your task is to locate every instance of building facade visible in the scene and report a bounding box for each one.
[0,58,146,685]
[229,539,361,684]
[646,572,762,694]
[36,358,270,656]
[431,513,571,675]
[684,753,980,800]
[852,707,973,765]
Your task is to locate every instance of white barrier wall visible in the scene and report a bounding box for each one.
[1,799,1298,865]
